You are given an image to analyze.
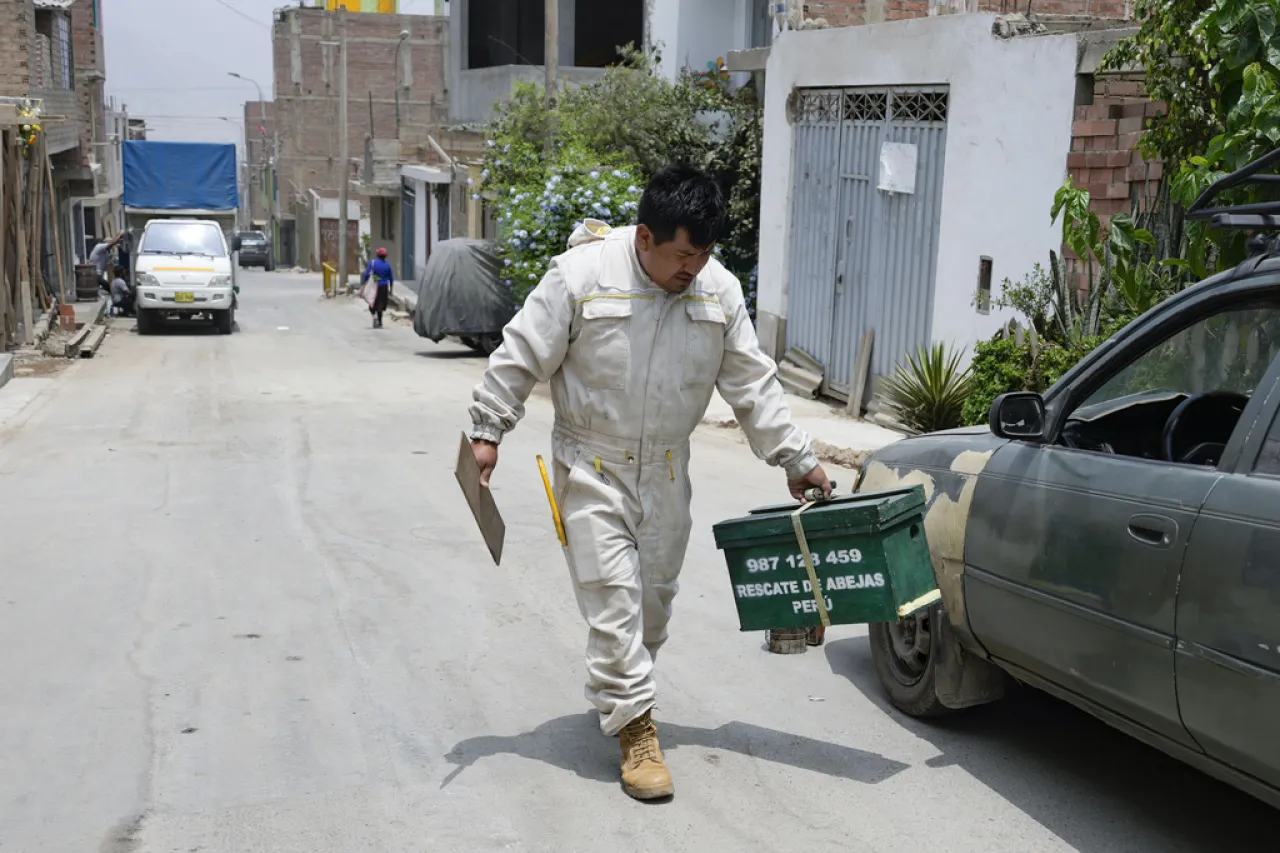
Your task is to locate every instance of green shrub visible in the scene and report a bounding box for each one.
[491,146,644,303]
[880,343,974,434]
[478,46,764,307]
[962,333,1112,427]
[963,336,1032,427]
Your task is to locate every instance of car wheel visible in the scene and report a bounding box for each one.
[216,308,234,335]
[478,334,502,355]
[266,258,275,272]
[868,604,954,718]
[136,308,154,335]
[459,336,479,350]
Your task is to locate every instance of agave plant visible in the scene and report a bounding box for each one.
[880,343,974,434]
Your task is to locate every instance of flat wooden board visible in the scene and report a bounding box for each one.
[455,431,505,565]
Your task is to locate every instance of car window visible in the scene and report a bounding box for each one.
[1059,300,1280,465]
[1081,304,1280,410]
[141,222,227,258]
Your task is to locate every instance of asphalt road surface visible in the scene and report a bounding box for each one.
[1,271,1277,852]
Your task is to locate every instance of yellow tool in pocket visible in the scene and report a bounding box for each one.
[536,455,568,547]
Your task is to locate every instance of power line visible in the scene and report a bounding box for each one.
[208,0,271,30]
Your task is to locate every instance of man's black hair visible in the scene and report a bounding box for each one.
[637,163,727,248]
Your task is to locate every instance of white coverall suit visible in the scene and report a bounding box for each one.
[469,223,818,736]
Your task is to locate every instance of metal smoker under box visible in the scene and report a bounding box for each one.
[711,485,939,631]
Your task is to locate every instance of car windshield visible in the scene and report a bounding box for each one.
[240,232,266,242]
[140,222,226,257]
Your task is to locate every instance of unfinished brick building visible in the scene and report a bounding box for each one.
[0,0,124,288]
[269,5,449,267]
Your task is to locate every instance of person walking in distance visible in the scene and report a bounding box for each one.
[467,165,832,800]
[362,247,395,328]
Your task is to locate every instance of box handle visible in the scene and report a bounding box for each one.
[790,502,832,628]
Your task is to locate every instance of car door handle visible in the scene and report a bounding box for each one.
[1128,514,1178,548]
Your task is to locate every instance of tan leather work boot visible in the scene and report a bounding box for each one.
[619,710,674,800]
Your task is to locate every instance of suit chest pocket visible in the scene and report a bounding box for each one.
[681,298,728,389]
[571,297,637,391]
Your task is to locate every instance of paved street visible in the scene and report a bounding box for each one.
[1,270,1277,852]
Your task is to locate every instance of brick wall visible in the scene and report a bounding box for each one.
[70,0,105,164]
[0,0,35,99]
[271,7,449,221]
[1067,74,1163,227]
[803,0,1129,26]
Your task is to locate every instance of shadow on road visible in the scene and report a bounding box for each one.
[441,711,909,789]
[129,321,227,336]
[415,349,485,360]
[823,635,1280,851]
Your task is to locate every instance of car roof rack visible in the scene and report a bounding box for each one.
[1187,148,1280,231]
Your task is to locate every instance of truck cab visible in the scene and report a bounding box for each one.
[133,218,238,335]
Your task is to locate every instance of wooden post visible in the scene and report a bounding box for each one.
[846,329,875,418]
[29,137,48,310]
[17,137,34,345]
[0,129,9,348]
[44,145,64,304]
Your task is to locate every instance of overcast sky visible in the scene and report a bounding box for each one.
[103,0,438,160]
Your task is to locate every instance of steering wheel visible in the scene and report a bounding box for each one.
[1160,391,1250,464]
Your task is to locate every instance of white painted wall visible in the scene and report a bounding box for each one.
[315,197,361,221]
[649,0,753,79]
[757,14,1079,362]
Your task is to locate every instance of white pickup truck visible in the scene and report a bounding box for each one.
[133,218,240,335]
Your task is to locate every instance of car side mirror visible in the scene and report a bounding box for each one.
[990,392,1046,441]
[231,236,242,252]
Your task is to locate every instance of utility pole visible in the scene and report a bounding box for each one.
[337,9,350,293]
[544,0,558,110]
[544,0,558,154]
[269,130,279,268]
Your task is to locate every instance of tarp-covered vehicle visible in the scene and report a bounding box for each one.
[412,239,515,355]
[854,149,1280,811]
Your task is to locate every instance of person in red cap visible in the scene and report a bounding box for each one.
[361,247,395,328]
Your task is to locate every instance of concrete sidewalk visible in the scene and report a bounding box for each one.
[700,388,902,469]
[386,285,900,465]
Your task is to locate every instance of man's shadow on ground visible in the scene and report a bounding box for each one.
[441,712,909,789]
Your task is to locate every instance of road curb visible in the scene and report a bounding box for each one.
[0,353,12,392]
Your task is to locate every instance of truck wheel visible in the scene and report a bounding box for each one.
[216,308,234,335]
[868,604,954,718]
[136,309,154,335]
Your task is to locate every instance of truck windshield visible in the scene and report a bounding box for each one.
[140,222,226,257]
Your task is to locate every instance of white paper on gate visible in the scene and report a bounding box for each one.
[878,142,918,194]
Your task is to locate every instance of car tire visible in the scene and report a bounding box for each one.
[216,308,234,335]
[266,258,275,272]
[868,604,955,718]
[478,334,502,355]
[136,308,154,335]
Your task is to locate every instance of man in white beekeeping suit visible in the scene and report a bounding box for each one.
[468,164,832,800]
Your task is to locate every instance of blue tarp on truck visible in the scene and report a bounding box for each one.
[123,141,239,211]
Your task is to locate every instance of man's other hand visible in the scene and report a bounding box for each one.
[471,439,498,488]
[789,464,833,503]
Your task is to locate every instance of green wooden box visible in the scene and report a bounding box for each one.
[711,485,939,631]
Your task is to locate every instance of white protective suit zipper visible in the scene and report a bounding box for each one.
[637,292,676,477]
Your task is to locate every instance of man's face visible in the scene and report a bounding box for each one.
[635,225,715,293]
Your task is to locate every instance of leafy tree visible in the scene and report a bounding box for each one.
[478,47,764,309]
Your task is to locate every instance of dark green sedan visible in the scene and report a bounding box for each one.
[857,157,1280,811]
